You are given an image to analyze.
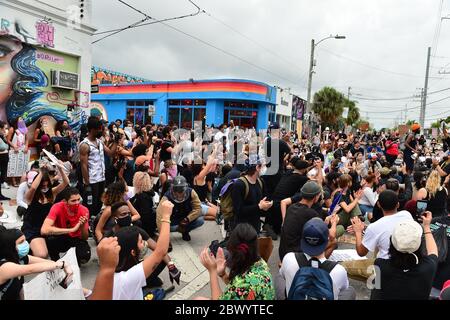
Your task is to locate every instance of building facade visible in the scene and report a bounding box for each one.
[275,87,293,131]
[0,0,96,131]
[92,79,277,131]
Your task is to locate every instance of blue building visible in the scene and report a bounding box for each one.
[91,79,277,130]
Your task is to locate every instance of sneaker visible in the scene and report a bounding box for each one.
[2,183,10,189]
[182,232,191,241]
[263,224,278,241]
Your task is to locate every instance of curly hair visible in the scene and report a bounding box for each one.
[133,171,153,194]
[103,181,126,206]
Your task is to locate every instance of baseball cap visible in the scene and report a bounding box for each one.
[440,280,450,300]
[172,176,188,193]
[40,134,50,148]
[90,108,102,117]
[391,220,423,254]
[300,181,322,198]
[301,218,329,256]
[135,155,149,167]
[27,171,38,184]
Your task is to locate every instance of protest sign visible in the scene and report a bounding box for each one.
[329,249,368,262]
[7,150,30,177]
[23,248,85,300]
[42,149,60,166]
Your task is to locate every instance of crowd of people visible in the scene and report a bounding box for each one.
[1,111,450,301]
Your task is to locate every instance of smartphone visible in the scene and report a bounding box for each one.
[416,200,428,216]
[59,273,73,289]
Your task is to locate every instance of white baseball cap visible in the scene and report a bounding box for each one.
[391,220,423,254]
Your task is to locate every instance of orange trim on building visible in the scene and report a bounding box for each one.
[98,81,268,95]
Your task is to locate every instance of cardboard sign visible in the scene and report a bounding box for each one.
[23,248,85,300]
[7,150,30,177]
[432,128,438,138]
[359,122,369,132]
[42,149,60,166]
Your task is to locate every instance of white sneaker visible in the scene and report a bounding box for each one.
[2,182,9,189]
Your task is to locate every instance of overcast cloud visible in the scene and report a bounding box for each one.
[92,0,450,129]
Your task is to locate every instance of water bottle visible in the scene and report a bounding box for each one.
[86,185,93,206]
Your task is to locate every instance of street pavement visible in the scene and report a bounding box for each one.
[0,185,370,300]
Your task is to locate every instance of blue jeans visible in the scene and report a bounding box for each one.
[170,216,205,233]
[359,204,374,219]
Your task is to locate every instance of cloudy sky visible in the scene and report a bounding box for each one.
[91,0,450,129]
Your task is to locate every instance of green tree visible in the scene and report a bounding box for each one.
[344,99,360,127]
[406,120,417,126]
[312,87,345,129]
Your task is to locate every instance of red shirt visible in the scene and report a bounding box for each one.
[386,140,399,156]
[47,201,89,238]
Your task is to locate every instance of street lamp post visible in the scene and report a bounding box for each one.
[305,34,346,137]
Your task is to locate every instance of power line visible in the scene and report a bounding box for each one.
[431,0,444,61]
[203,10,308,85]
[110,0,301,85]
[427,95,450,105]
[92,0,203,44]
[318,47,442,79]
[352,93,415,101]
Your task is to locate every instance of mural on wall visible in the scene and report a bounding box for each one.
[91,66,149,85]
[0,18,83,131]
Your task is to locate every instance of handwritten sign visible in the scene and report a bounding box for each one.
[7,150,30,177]
[23,248,85,300]
[42,149,60,166]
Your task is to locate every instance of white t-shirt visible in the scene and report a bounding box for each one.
[362,210,413,259]
[358,187,378,207]
[16,182,30,209]
[279,252,349,300]
[113,262,147,300]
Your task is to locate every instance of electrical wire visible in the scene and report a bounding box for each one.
[352,93,415,101]
[108,0,302,85]
[318,47,442,79]
[202,10,308,87]
[92,0,204,44]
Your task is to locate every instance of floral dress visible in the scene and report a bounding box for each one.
[219,259,275,300]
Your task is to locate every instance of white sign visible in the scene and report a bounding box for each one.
[148,105,155,115]
[43,149,60,166]
[342,107,349,119]
[23,248,85,300]
[329,249,368,262]
[7,150,30,177]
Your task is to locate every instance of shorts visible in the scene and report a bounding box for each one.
[21,225,42,243]
[201,203,209,216]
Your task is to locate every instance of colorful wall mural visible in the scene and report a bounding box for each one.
[91,66,150,85]
[0,33,84,129]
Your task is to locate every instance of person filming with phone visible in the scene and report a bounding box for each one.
[416,170,448,218]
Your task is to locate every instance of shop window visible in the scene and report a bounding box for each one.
[126,108,150,126]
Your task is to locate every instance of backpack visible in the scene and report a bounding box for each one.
[218,176,263,221]
[287,252,337,300]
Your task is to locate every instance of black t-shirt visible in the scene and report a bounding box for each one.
[279,203,319,261]
[231,177,265,233]
[272,173,309,202]
[431,216,450,290]
[265,138,291,170]
[0,256,29,300]
[444,136,450,152]
[350,146,365,156]
[160,139,173,161]
[371,255,438,300]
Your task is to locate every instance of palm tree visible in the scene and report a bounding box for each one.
[312,87,345,128]
[344,99,360,127]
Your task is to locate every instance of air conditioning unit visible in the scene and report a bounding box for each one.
[51,70,79,90]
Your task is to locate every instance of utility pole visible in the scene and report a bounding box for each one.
[347,87,351,100]
[306,39,315,136]
[404,104,407,123]
[420,47,431,130]
[419,88,424,126]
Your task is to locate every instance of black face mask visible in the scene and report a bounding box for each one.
[96,131,103,139]
[116,215,132,228]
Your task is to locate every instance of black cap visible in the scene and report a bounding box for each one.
[172,176,187,192]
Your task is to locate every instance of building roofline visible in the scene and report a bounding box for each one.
[98,78,274,88]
